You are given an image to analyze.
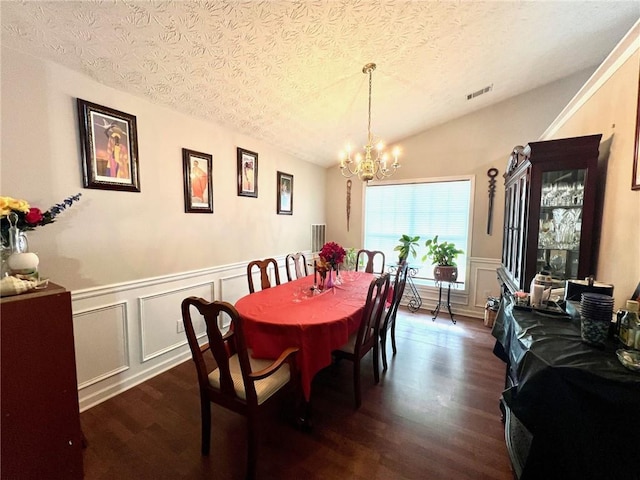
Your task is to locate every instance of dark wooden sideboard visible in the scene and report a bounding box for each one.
[1,282,84,479]
[491,295,640,480]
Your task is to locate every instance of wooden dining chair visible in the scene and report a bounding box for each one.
[247,258,280,293]
[355,249,385,275]
[380,262,409,371]
[333,273,391,408]
[181,297,299,480]
[285,252,308,282]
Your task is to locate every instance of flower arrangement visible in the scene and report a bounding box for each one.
[1,193,82,246]
[319,241,346,269]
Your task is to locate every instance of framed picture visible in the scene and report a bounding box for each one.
[277,171,293,215]
[237,147,258,197]
[77,98,140,192]
[182,148,213,213]
[632,75,640,190]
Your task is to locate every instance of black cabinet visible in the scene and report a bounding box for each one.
[492,296,640,479]
[497,134,602,294]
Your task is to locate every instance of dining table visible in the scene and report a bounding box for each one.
[234,270,376,402]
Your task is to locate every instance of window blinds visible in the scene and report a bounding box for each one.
[363,179,471,285]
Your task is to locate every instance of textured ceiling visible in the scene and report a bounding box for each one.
[2,1,639,167]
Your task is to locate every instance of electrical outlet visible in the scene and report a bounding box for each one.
[176,320,185,334]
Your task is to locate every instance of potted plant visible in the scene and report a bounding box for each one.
[393,234,420,264]
[423,235,464,282]
[342,247,358,271]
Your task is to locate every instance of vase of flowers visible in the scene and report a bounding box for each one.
[0,193,82,278]
[319,241,346,289]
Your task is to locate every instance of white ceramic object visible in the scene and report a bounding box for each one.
[7,252,39,274]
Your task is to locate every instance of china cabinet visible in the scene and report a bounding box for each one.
[497,134,602,295]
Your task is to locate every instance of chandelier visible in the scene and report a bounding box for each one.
[339,62,400,182]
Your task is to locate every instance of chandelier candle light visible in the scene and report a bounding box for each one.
[339,62,401,182]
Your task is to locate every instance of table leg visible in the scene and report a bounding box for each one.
[296,399,313,431]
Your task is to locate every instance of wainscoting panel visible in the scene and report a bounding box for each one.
[72,254,498,411]
[473,265,502,307]
[220,270,253,305]
[139,281,214,362]
[406,257,501,319]
[71,258,294,411]
[73,301,129,389]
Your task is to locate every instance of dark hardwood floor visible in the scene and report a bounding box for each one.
[80,308,513,480]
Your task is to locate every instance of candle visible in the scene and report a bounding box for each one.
[314,260,317,285]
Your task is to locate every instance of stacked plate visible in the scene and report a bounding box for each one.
[580,293,614,346]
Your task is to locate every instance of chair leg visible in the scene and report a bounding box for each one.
[246,417,258,480]
[380,331,388,371]
[373,344,380,385]
[390,316,398,355]
[353,359,362,409]
[200,398,211,455]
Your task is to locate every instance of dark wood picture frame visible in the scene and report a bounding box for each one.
[277,171,293,215]
[632,74,640,190]
[237,147,258,197]
[77,98,140,192]
[182,148,213,213]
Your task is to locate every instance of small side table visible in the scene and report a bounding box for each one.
[388,264,422,312]
[431,280,460,324]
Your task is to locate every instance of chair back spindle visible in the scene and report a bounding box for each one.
[285,252,308,281]
[247,258,281,293]
[355,249,385,275]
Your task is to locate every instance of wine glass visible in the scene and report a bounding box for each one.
[292,287,302,303]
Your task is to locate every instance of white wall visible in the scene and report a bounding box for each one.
[1,46,326,291]
[1,46,325,410]
[325,69,594,318]
[541,23,640,309]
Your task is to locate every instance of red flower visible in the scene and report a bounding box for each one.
[24,208,43,225]
[320,242,346,266]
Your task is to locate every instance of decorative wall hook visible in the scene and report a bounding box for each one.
[487,168,499,235]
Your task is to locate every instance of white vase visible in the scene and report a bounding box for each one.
[7,252,39,279]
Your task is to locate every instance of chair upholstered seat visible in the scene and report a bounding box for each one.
[335,329,374,355]
[180,297,299,480]
[208,350,291,405]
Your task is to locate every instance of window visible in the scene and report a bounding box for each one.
[363,177,473,287]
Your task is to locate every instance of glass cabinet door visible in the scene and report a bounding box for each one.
[536,169,586,280]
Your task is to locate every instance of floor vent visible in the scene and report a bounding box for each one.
[311,224,326,253]
[466,84,493,100]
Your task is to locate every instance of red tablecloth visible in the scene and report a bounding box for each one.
[235,271,375,399]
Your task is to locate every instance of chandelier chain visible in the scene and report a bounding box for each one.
[367,67,372,144]
[339,62,401,182]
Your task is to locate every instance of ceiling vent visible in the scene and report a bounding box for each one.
[466,84,493,100]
